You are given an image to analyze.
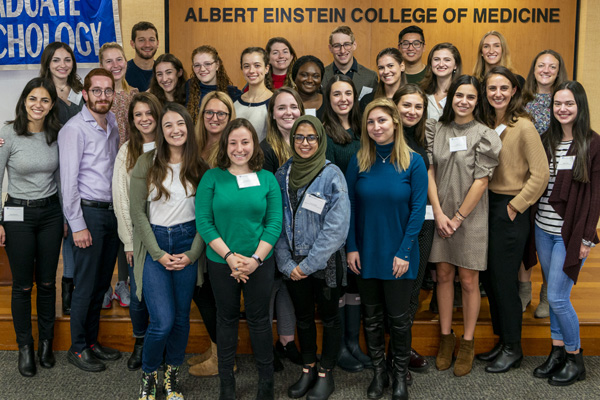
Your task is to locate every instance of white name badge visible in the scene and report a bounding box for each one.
[439,97,447,109]
[449,136,467,152]
[301,194,326,215]
[236,172,260,188]
[495,124,507,136]
[557,156,575,170]
[3,206,24,222]
[425,205,434,220]
[305,108,317,117]
[358,86,374,101]
[67,89,83,105]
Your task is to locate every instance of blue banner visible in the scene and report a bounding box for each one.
[0,0,122,70]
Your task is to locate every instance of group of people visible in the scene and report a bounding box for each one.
[1,19,598,400]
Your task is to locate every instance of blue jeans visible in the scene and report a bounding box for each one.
[535,225,584,352]
[129,262,149,338]
[142,220,198,372]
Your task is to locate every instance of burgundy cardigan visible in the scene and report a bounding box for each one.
[524,131,600,283]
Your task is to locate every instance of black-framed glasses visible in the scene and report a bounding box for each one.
[399,40,424,49]
[89,88,114,97]
[203,110,229,121]
[193,61,216,70]
[293,134,318,144]
[331,42,354,51]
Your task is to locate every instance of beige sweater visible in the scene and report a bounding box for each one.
[488,117,550,213]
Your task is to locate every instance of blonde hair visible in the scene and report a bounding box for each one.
[472,31,513,81]
[194,91,236,167]
[99,42,131,92]
[357,98,412,173]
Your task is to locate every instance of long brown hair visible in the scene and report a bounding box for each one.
[126,92,162,171]
[266,87,305,167]
[216,118,264,171]
[522,49,568,105]
[393,84,429,148]
[148,103,208,200]
[40,42,83,93]
[195,91,236,168]
[482,66,529,128]
[322,74,361,144]
[374,48,407,99]
[148,53,187,106]
[420,43,463,95]
[265,37,297,90]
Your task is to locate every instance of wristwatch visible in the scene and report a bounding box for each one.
[251,254,263,266]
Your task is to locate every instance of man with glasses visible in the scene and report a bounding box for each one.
[126,21,160,92]
[323,25,378,101]
[58,68,122,372]
[398,26,427,84]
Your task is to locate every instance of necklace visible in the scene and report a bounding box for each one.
[56,83,69,93]
[244,86,268,105]
[376,152,391,164]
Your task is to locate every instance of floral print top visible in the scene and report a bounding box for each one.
[525,93,551,135]
[111,88,139,148]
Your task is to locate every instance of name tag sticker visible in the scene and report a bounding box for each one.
[439,97,447,109]
[495,124,507,136]
[3,207,24,222]
[236,172,260,189]
[425,205,434,220]
[557,156,575,170]
[358,86,373,101]
[302,194,326,215]
[67,89,83,105]
[305,108,317,117]
[449,136,467,152]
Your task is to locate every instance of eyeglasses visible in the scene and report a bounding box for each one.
[89,88,114,97]
[399,40,424,50]
[203,110,229,121]
[193,61,216,70]
[331,42,354,51]
[293,135,318,144]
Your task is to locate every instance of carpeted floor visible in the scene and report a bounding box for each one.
[0,351,599,399]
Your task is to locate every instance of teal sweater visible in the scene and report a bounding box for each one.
[195,168,283,263]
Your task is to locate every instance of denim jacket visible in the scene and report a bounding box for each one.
[275,159,350,278]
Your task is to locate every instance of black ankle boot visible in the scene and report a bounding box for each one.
[363,304,388,399]
[548,349,586,386]
[219,375,236,400]
[288,365,317,398]
[256,377,274,400]
[476,341,503,362]
[485,342,522,373]
[336,306,363,373]
[534,345,566,378]
[346,304,373,369]
[38,339,55,368]
[389,313,412,400]
[306,367,334,400]
[18,344,36,377]
[62,277,74,315]
[128,337,144,371]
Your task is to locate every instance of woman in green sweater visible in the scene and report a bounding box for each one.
[195,118,283,400]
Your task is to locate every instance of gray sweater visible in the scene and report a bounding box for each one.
[0,124,59,203]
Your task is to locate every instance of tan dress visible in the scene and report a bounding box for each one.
[426,119,502,270]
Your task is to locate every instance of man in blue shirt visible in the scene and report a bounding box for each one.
[125,21,159,92]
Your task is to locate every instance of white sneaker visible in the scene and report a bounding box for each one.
[113,281,130,307]
[102,286,113,309]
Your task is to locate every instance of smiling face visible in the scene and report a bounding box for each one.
[132,102,156,137]
[431,49,456,79]
[155,61,182,95]
[486,74,516,114]
[452,84,478,123]
[192,52,219,86]
[481,35,502,68]
[83,75,114,115]
[534,54,560,93]
[367,107,395,145]
[329,33,356,68]
[330,81,354,118]
[162,110,188,149]
[294,123,319,159]
[227,127,254,168]
[25,87,53,127]
[100,48,127,83]
[131,29,158,60]
[49,48,73,81]
[377,55,404,87]
[398,93,424,128]
[295,62,322,96]
[269,42,292,75]
[204,98,230,136]
[242,52,268,86]
[273,92,301,134]
[553,89,577,130]
[399,33,424,65]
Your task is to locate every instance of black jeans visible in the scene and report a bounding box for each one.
[480,191,530,344]
[4,199,63,347]
[208,257,275,379]
[192,271,218,343]
[69,205,119,353]
[286,276,342,369]
[357,277,414,318]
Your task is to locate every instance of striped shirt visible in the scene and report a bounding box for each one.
[535,141,572,235]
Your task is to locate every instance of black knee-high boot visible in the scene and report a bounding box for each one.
[389,312,412,400]
[363,304,388,399]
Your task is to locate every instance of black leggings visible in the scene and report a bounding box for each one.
[193,271,218,343]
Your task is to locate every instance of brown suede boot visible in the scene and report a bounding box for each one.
[188,341,215,366]
[454,336,474,376]
[189,342,218,377]
[436,331,456,371]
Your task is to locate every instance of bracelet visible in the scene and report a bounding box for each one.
[223,251,233,261]
[582,239,596,248]
[456,209,466,219]
[454,211,465,222]
[508,203,519,213]
[252,254,263,266]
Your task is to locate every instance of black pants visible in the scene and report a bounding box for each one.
[409,220,435,319]
[192,271,218,343]
[208,257,275,379]
[69,205,119,353]
[286,276,342,369]
[357,277,414,319]
[4,199,63,347]
[480,191,530,344]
